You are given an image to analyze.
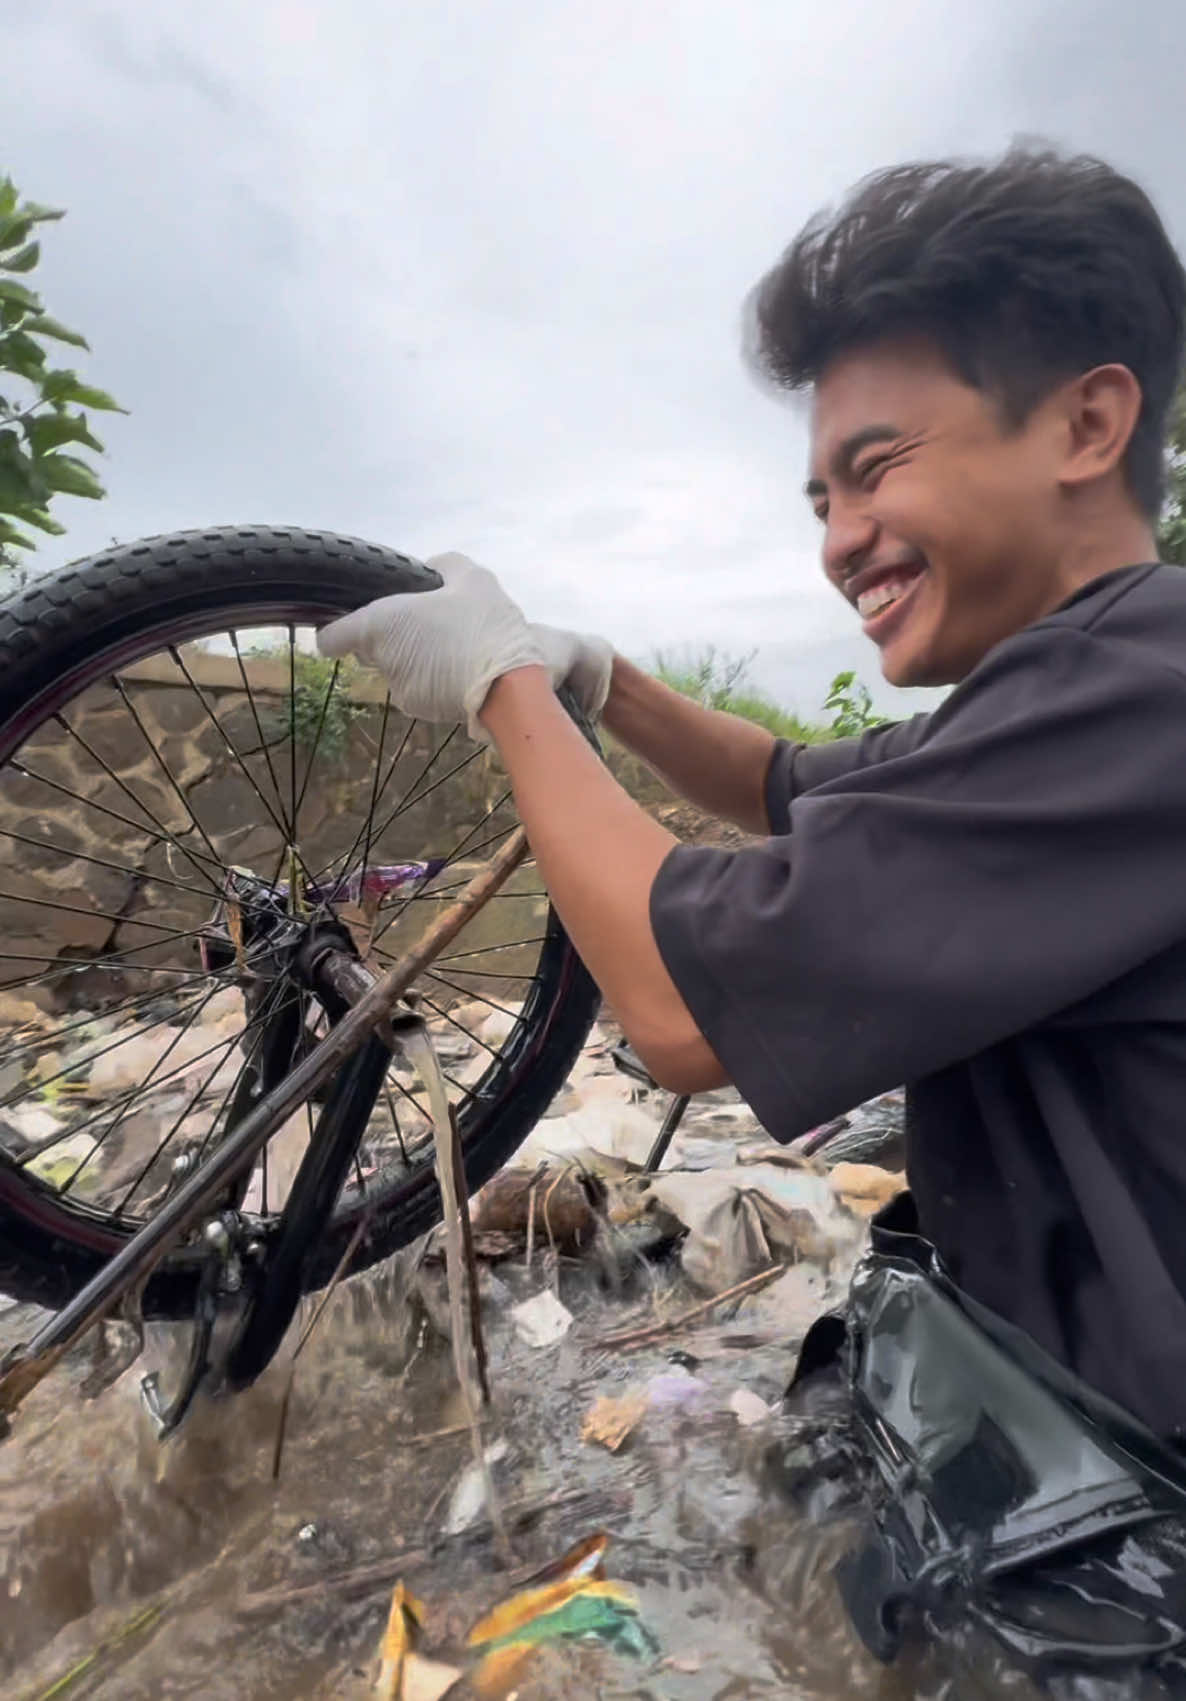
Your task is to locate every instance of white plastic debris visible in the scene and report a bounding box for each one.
[729,1388,773,1428]
[441,1438,510,1535]
[510,1289,573,1348]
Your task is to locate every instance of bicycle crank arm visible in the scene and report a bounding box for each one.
[0,827,530,1433]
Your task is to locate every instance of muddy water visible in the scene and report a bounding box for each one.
[1,1254,1034,1701]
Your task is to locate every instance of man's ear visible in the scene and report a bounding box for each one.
[1057,364,1143,492]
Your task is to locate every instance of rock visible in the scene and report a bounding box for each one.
[85,1022,233,1096]
[476,1003,522,1048]
[0,993,48,1034]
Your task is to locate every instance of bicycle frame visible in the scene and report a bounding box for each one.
[0,829,529,1436]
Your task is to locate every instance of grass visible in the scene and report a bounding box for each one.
[651,645,857,743]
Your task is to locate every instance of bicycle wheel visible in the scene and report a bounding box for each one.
[0,526,599,1318]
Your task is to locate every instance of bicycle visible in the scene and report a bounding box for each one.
[0,526,601,1437]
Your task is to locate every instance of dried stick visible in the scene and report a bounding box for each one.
[594,1263,788,1350]
[402,1025,511,1564]
[237,1486,622,1616]
[451,1107,491,1406]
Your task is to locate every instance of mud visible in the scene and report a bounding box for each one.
[0,1219,1045,1701]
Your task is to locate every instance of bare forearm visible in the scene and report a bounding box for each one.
[600,657,776,836]
[480,667,728,1093]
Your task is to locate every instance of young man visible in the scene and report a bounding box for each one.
[322,148,1186,1684]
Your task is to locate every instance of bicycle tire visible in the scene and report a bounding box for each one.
[0,525,599,1318]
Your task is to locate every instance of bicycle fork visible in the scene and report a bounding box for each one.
[0,830,529,1439]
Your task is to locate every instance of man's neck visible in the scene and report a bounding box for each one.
[1050,511,1158,609]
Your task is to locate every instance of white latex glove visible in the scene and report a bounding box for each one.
[317,552,544,738]
[530,623,615,719]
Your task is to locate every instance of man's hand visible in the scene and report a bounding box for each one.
[530,624,615,719]
[317,552,545,737]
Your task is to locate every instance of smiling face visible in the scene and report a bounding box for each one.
[807,339,1084,687]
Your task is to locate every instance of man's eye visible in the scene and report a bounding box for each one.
[856,455,891,486]
[812,504,829,525]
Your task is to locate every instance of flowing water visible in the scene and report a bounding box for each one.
[0,1244,1046,1701]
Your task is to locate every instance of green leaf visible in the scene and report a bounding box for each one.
[0,330,47,382]
[1,241,39,275]
[0,278,40,312]
[0,519,36,550]
[5,501,65,535]
[27,412,104,456]
[0,217,33,254]
[0,461,48,509]
[41,370,125,412]
[0,428,47,507]
[39,452,106,499]
[25,314,89,350]
[16,201,65,227]
[0,181,16,221]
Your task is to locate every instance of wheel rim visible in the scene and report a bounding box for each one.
[0,604,562,1252]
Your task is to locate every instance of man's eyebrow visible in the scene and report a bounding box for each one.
[804,423,902,499]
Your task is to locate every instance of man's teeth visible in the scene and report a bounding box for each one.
[856,577,915,619]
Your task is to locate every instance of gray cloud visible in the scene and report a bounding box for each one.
[4,0,1182,718]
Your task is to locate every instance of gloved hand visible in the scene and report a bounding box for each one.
[317,552,544,738]
[530,623,615,719]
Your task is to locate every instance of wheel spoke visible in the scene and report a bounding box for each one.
[229,629,291,829]
[333,727,468,880]
[0,979,227,1066]
[365,740,485,845]
[435,937,547,966]
[7,759,226,880]
[311,712,418,886]
[167,643,317,891]
[0,887,204,938]
[2,975,230,1116]
[359,691,393,901]
[0,826,214,904]
[287,624,299,844]
[19,983,290,1176]
[421,969,525,1024]
[56,975,236,1194]
[383,1081,409,1165]
[0,927,223,997]
[101,686,229,889]
[416,993,501,1059]
[385,1069,432,1125]
[367,798,517,952]
[424,964,544,985]
[115,985,289,1214]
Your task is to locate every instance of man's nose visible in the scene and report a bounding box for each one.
[822,501,879,584]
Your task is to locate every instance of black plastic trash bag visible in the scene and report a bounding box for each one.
[780,1195,1186,1693]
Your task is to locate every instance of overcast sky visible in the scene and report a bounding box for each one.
[5,0,1182,717]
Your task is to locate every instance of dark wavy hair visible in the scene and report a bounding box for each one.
[746,146,1186,517]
